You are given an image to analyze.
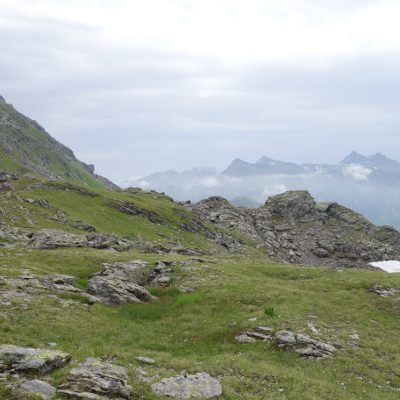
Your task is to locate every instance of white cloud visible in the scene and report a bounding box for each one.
[343,164,373,180]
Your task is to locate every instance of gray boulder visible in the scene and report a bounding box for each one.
[0,345,71,373]
[59,357,133,399]
[20,379,57,399]
[87,260,154,305]
[151,373,222,399]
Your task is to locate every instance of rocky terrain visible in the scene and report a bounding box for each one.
[188,191,400,268]
[0,101,400,399]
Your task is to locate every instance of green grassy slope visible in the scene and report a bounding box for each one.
[0,248,399,399]
[0,97,114,189]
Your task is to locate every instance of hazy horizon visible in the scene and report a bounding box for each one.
[1,0,400,181]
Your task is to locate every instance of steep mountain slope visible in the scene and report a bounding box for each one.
[0,96,117,189]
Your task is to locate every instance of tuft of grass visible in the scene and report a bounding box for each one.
[175,293,202,306]
[149,287,181,298]
[264,306,277,317]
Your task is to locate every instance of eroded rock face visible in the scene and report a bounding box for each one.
[87,260,154,305]
[151,373,222,399]
[59,357,133,399]
[190,191,400,268]
[0,345,71,374]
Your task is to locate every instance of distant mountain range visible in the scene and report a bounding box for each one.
[221,151,400,184]
[122,151,400,228]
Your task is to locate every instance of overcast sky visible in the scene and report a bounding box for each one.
[1,0,400,181]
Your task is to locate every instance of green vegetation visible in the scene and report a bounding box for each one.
[0,246,399,399]
[264,306,277,317]
[0,165,399,398]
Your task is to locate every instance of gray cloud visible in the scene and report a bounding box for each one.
[0,1,400,181]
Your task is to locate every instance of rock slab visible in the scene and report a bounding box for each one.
[151,373,222,399]
[59,357,133,399]
[20,379,57,399]
[0,345,71,373]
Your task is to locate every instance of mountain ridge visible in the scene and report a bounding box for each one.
[0,96,118,190]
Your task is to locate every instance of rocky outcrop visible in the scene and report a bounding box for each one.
[27,229,134,251]
[59,357,133,399]
[0,272,99,307]
[0,224,31,243]
[0,345,70,374]
[87,260,171,305]
[235,327,336,359]
[106,198,163,224]
[275,330,336,359]
[190,191,400,268]
[151,373,222,399]
[26,228,206,255]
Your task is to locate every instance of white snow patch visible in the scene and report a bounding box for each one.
[369,261,400,273]
[343,164,372,181]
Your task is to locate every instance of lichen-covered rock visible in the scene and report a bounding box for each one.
[59,357,133,399]
[87,260,154,305]
[0,345,71,373]
[151,373,222,399]
[20,379,57,399]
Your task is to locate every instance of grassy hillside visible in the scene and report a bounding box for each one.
[0,246,399,399]
[0,177,398,399]
[0,97,115,189]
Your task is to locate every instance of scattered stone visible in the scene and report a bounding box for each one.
[235,334,256,343]
[313,248,330,258]
[307,322,320,334]
[248,317,257,322]
[0,345,71,373]
[20,379,57,400]
[236,329,335,359]
[59,357,133,399]
[151,373,222,399]
[368,285,399,297]
[135,356,155,365]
